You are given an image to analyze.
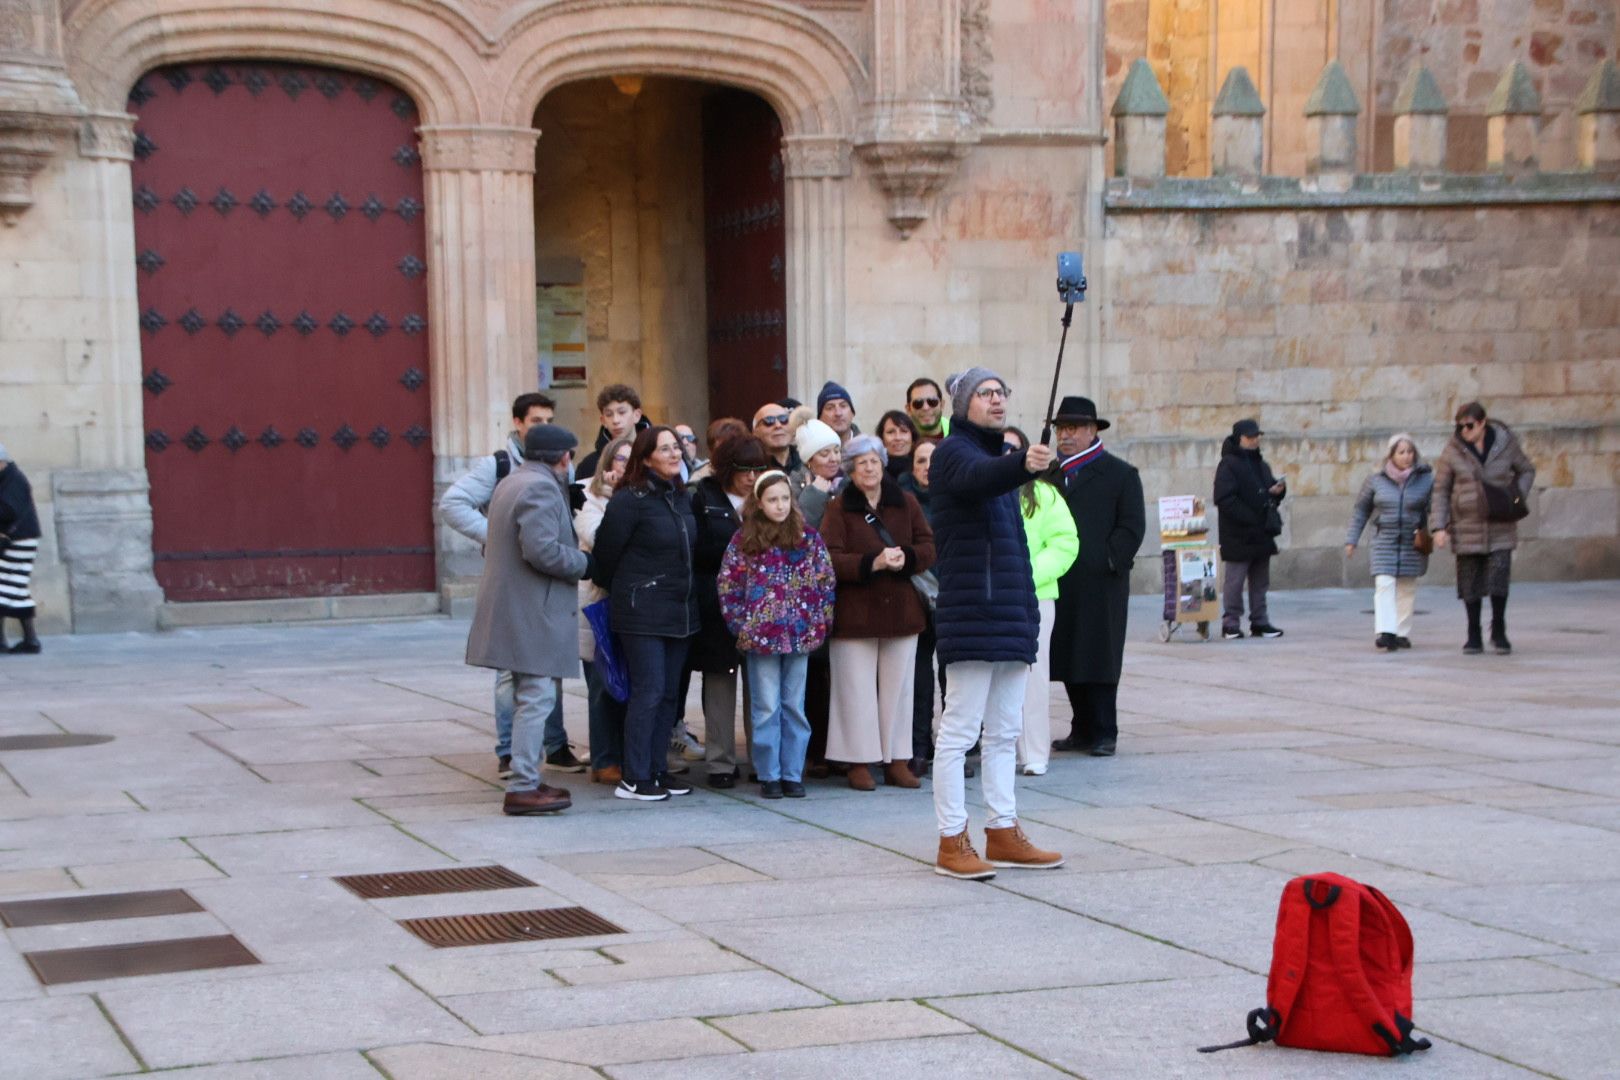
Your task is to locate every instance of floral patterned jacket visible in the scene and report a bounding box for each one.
[716,528,837,656]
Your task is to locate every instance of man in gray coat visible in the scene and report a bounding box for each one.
[466,424,592,815]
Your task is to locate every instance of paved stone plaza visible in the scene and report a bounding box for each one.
[2,581,1618,1079]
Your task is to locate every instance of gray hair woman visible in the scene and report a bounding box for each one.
[817,434,936,791]
[0,442,44,654]
[1345,434,1434,651]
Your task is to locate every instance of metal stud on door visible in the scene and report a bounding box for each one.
[131,62,434,601]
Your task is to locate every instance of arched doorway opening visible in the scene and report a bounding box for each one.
[129,61,435,602]
[532,78,788,437]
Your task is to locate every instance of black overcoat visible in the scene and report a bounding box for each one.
[687,477,742,673]
[1050,450,1145,685]
[1213,436,1283,562]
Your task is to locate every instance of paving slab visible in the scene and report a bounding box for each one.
[107,1051,382,1079]
[99,967,471,1068]
[0,995,139,1079]
[464,1017,746,1066]
[713,1000,971,1050]
[367,1043,598,1079]
[1421,988,1620,1079]
[606,1033,1070,1079]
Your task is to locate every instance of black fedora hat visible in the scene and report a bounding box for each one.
[1050,395,1111,431]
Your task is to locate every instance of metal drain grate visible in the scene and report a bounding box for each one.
[334,865,536,900]
[398,906,625,948]
[0,734,115,752]
[24,934,259,985]
[0,889,203,929]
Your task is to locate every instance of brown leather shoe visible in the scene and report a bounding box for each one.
[591,765,622,785]
[847,763,876,791]
[884,760,920,788]
[984,821,1064,869]
[935,829,995,880]
[503,785,572,815]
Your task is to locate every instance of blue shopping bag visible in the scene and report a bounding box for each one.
[582,598,631,703]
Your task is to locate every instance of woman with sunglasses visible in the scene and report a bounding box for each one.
[1431,402,1536,654]
[592,426,701,801]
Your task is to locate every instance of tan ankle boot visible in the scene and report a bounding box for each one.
[935,830,996,880]
[847,763,876,791]
[884,760,920,788]
[984,822,1065,869]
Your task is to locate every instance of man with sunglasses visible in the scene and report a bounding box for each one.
[752,402,802,472]
[906,378,950,443]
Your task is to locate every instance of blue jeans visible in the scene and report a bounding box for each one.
[619,634,690,784]
[582,659,625,771]
[507,673,559,793]
[495,669,566,758]
[745,653,810,783]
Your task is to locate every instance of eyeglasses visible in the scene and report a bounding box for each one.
[909,396,940,409]
[678,433,698,443]
[757,414,791,428]
[973,386,1010,401]
[1456,420,1481,432]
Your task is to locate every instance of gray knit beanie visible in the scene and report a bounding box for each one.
[948,366,1007,416]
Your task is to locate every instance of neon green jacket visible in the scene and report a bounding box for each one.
[1021,479,1079,599]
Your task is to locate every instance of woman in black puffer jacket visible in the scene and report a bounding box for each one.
[593,426,699,801]
[689,435,770,787]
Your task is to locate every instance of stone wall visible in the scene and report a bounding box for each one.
[532,78,709,437]
[1099,189,1620,593]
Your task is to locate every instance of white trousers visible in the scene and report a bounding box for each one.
[1016,599,1055,770]
[1374,574,1416,637]
[933,660,1027,837]
[828,636,917,763]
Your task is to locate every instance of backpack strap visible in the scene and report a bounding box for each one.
[1316,877,1431,1057]
[1198,877,1316,1054]
[494,450,511,483]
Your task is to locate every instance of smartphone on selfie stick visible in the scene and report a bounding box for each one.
[1040,252,1089,446]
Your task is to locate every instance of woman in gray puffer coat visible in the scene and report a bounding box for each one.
[1345,433,1433,652]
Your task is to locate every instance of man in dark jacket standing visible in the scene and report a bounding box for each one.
[1214,418,1286,640]
[928,367,1064,880]
[465,425,591,815]
[1048,397,1144,758]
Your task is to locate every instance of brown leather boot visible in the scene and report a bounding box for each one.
[846,763,876,791]
[984,822,1064,869]
[591,765,622,785]
[884,760,920,788]
[503,785,572,815]
[935,830,995,880]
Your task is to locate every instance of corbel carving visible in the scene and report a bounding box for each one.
[0,0,85,223]
[854,115,974,237]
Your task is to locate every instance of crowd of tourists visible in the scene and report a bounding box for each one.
[443,363,1539,879]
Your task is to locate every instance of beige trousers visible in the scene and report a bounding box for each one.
[828,635,918,764]
[1016,598,1055,769]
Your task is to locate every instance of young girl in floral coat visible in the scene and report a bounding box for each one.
[717,470,836,799]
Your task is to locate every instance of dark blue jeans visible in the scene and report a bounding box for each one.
[582,659,626,771]
[619,633,690,784]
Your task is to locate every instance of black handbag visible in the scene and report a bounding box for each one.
[1483,481,1529,523]
[1263,503,1284,537]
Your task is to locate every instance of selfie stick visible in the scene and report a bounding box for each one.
[1040,252,1088,447]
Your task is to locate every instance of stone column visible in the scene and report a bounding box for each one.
[782,135,850,404]
[52,111,165,632]
[1211,67,1265,179]
[418,124,540,607]
[1111,59,1168,179]
[855,0,976,237]
[1304,61,1360,183]
[1577,61,1620,172]
[1486,61,1541,174]
[0,0,82,223]
[1392,63,1448,173]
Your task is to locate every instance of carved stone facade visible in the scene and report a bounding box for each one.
[2,0,1614,632]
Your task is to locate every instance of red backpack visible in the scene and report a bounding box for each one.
[1200,873,1433,1058]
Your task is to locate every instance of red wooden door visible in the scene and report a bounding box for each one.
[703,90,788,423]
[130,62,435,602]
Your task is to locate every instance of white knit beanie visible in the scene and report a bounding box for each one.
[794,418,840,461]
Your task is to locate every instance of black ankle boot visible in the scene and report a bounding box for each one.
[1490,622,1511,655]
[1463,600,1483,654]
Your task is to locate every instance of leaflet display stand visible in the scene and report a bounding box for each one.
[1156,496,1218,643]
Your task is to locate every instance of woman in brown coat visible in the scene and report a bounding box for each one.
[820,435,936,790]
[1431,401,1536,655]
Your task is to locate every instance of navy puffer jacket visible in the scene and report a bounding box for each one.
[928,416,1038,665]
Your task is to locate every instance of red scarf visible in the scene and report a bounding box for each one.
[1060,440,1105,475]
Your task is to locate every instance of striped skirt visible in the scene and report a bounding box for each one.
[0,538,39,618]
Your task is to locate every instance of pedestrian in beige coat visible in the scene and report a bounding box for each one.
[1431,401,1535,655]
[466,424,592,814]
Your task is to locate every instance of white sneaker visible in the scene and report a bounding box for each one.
[670,724,704,761]
[1020,763,1048,777]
